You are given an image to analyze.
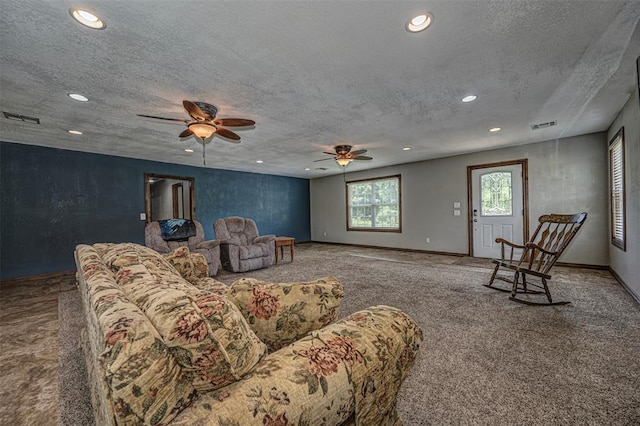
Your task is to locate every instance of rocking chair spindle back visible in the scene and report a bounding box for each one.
[485,212,587,305]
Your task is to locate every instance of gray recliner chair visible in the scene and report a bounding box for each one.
[144,220,221,276]
[213,216,275,272]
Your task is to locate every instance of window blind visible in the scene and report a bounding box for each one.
[609,130,625,250]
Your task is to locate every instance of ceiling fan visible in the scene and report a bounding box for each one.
[137,100,255,165]
[314,145,372,168]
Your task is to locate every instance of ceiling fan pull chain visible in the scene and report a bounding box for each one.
[202,138,206,165]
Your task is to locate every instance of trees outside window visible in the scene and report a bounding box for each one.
[347,175,401,231]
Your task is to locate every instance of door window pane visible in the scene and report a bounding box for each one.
[480,172,512,216]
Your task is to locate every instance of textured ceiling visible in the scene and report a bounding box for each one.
[1,1,639,178]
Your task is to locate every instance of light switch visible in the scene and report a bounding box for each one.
[454,209,461,216]
[140,213,146,221]
[453,202,461,208]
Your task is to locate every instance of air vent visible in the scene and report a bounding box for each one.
[531,120,557,130]
[3,111,40,125]
[314,167,328,171]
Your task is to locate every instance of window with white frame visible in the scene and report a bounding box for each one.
[609,128,625,251]
[347,175,401,231]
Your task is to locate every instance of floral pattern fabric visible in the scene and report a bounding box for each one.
[99,243,267,392]
[77,243,267,425]
[75,242,423,426]
[161,246,209,283]
[76,244,196,425]
[226,277,344,352]
[171,305,423,426]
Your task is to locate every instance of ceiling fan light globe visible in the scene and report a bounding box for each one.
[188,122,216,139]
[336,158,352,167]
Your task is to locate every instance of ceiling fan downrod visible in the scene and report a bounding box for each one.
[201,137,206,165]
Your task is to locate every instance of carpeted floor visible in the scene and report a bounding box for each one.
[57,288,94,426]
[57,243,640,425]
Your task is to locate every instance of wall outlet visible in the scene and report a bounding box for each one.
[139,213,146,221]
[454,209,461,216]
[453,202,461,208]
[426,237,430,243]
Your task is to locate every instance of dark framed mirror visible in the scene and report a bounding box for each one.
[144,173,195,223]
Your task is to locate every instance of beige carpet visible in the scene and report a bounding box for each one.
[58,243,640,425]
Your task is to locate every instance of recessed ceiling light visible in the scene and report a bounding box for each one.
[403,147,411,151]
[68,93,89,102]
[184,148,194,153]
[461,95,477,103]
[68,130,82,135]
[69,9,106,30]
[304,168,311,171]
[406,12,433,33]
[489,127,502,132]
[256,160,263,164]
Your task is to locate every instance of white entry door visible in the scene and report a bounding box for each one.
[471,164,524,258]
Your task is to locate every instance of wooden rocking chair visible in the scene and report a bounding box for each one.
[485,212,587,305]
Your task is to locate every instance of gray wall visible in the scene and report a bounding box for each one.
[311,133,609,266]
[607,88,640,298]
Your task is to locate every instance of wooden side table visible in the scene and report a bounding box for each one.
[274,237,295,264]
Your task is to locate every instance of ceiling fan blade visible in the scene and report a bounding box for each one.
[193,102,217,120]
[183,100,208,120]
[215,127,241,141]
[353,155,373,161]
[350,149,367,156]
[179,129,193,138]
[323,151,336,155]
[137,114,187,123]
[214,118,255,127]
[313,158,334,162]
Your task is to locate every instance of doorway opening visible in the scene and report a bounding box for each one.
[144,173,195,222]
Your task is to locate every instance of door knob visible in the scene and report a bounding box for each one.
[473,219,478,222]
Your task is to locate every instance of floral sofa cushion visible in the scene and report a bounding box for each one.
[161,246,209,283]
[76,244,198,425]
[190,277,229,295]
[95,243,267,393]
[226,277,343,352]
[170,305,423,426]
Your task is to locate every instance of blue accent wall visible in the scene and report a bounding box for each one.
[0,142,310,280]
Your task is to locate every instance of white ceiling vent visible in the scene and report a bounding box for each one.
[3,111,40,125]
[530,120,557,130]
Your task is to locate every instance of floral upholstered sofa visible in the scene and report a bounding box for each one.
[74,242,423,425]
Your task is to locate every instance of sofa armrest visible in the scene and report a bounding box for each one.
[196,239,221,250]
[170,305,423,426]
[225,277,343,352]
[254,234,276,244]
